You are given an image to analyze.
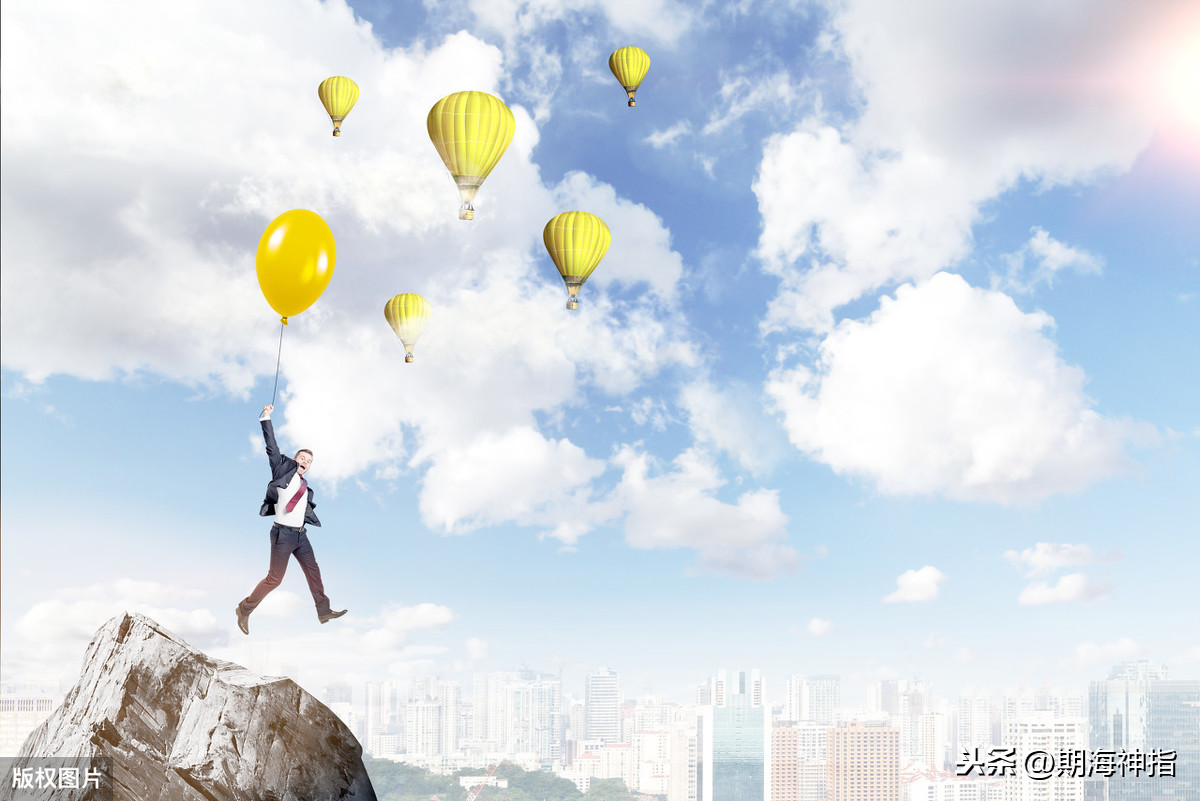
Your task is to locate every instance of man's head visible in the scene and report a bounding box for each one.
[295,449,314,476]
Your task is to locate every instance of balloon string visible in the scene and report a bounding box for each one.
[270,320,284,406]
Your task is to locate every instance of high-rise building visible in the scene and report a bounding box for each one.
[872,680,937,766]
[957,692,994,760]
[826,721,900,801]
[1088,661,1169,753]
[773,723,800,801]
[468,670,561,761]
[1002,714,1085,801]
[406,698,443,759]
[1089,671,1200,801]
[667,706,699,801]
[785,675,841,725]
[586,668,622,745]
[698,668,769,801]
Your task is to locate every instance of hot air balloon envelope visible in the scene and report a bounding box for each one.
[543,211,611,310]
[384,293,432,362]
[609,47,650,107]
[427,91,515,219]
[318,76,360,136]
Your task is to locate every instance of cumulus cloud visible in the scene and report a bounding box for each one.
[1004,542,1122,576]
[994,228,1104,294]
[766,273,1155,503]
[755,0,1187,331]
[4,578,466,692]
[882,566,946,603]
[1017,573,1114,605]
[679,378,787,474]
[466,638,490,662]
[417,426,606,538]
[10,579,228,678]
[807,617,833,636]
[610,446,799,579]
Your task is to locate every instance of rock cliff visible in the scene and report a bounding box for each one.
[4,612,376,801]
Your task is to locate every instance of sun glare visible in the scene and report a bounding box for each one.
[1162,38,1200,132]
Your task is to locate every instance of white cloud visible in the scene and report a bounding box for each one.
[766,273,1156,503]
[1071,637,1143,669]
[924,634,947,648]
[466,638,490,662]
[994,228,1104,294]
[679,379,786,474]
[703,70,808,136]
[1017,573,1114,605]
[417,426,606,538]
[4,579,468,693]
[1004,542,1122,576]
[882,566,946,603]
[610,446,799,579]
[807,618,833,636]
[645,121,693,148]
[10,580,229,677]
[953,647,973,664]
[466,0,694,46]
[254,591,305,619]
[361,603,455,651]
[755,0,1186,331]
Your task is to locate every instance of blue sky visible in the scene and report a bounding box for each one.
[2,0,1198,707]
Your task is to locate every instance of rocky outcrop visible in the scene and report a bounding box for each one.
[4,612,375,801]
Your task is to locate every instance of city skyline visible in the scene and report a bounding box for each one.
[2,0,1198,726]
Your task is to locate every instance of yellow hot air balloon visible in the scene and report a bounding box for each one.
[318,76,359,136]
[543,211,611,310]
[427,91,516,220]
[609,46,650,107]
[256,209,336,324]
[384,293,432,363]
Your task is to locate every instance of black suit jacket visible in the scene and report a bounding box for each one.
[259,418,321,527]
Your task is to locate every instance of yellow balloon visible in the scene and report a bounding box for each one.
[609,47,650,107]
[384,293,432,363]
[543,211,611,310]
[318,76,360,136]
[427,91,516,220]
[255,210,336,324]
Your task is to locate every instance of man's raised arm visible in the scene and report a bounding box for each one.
[260,404,285,471]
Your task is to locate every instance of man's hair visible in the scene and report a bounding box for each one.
[295,449,314,460]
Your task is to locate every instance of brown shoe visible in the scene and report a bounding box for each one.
[236,607,250,636]
[319,609,347,624]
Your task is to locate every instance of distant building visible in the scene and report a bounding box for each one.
[784,675,841,725]
[698,668,769,801]
[957,692,994,760]
[1089,664,1200,801]
[772,723,800,801]
[826,720,901,801]
[1002,714,1086,801]
[0,693,59,756]
[586,668,622,745]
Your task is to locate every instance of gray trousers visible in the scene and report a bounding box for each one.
[239,523,331,616]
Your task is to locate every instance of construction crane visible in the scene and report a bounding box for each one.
[464,762,499,801]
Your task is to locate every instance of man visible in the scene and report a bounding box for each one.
[236,404,347,635]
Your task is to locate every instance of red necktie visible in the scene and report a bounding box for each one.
[285,478,308,513]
